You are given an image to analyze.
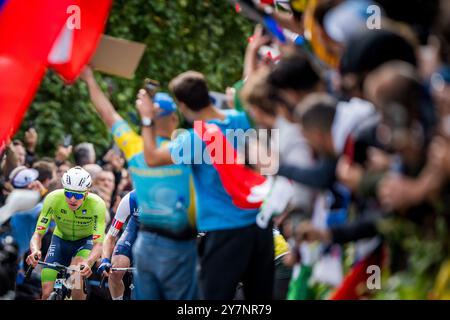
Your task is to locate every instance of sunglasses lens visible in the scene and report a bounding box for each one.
[65,191,84,200]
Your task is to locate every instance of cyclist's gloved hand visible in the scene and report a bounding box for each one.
[98,258,112,275]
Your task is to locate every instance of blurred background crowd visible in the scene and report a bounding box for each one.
[1,0,450,300]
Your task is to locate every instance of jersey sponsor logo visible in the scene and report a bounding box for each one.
[46,207,54,216]
[47,244,56,257]
[61,209,66,214]
[93,234,101,240]
[76,221,91,225]
[37,226,46,231]
[40,218,48,224]
[132,207,141,217]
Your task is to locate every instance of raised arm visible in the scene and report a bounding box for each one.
[80,66,122,129]
[243,24,271,79]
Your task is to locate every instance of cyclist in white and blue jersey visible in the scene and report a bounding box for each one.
[98,190,140,300]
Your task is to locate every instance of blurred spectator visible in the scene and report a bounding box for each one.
[56,161,73,181]
[7,166,43,258]
[32,160,57,195]
[24,128,38,166]
[54,145,73,166]
[10,141,26,168]
[91,169,115,223]
[74,142,96,166]
[83,163,103,180]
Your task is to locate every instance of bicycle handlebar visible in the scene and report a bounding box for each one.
[111,267,136,272]
[25,254,40,280]
[99,267,135,288]
[25,255,88,280]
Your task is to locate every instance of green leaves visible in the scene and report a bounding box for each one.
[374,213,450,299]
[17,0,252,158]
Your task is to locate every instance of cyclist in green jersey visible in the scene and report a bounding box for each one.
[26,166,107,300]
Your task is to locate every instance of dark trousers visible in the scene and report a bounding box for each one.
[198,223,274,300]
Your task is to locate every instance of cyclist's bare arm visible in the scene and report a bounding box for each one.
[101,234,117,261]
[76,242,102,278]
[87,242,103,267]
[102,192,131,260]
[84,198,107,270]
[28,195,53,266]
[27,232,43,266]
[80,66,122,129]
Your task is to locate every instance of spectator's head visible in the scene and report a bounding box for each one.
[8,166,39,189]
[91,169,115,209]
[339,29,417,99]
[12,140,26,166]
[82,163,103,180]
[94,170,115,193]
[153,92,179,134]
[364,61,430,154]
[169,71,211,121]
[268,53,322,110]
[74,142,96,166]
[375,0,440,44]
[32,160,56,189]
[56,161,73,181]
[294,93,337,157]
[116,169,132,195]
[241,68,277,129]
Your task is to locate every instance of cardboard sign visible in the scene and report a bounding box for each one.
[90,35,146,79]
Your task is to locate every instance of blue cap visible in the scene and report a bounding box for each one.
[154,92,177,117]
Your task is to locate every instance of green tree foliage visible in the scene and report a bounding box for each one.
[16,0,252,157]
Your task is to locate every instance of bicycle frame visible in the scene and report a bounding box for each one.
[26,260,87,300]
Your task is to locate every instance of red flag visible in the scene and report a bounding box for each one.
[49,0,112,83]
[194,121,268,209]
[329,245,385,300]
[0,0,112,151]
[0,0,73,152]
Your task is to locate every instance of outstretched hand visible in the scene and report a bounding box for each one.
[136,89,155,119]
[248,24,271,53]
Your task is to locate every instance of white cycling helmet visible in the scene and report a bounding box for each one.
[61,166,92,192]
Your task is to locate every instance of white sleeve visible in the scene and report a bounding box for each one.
[107,192,131,237]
